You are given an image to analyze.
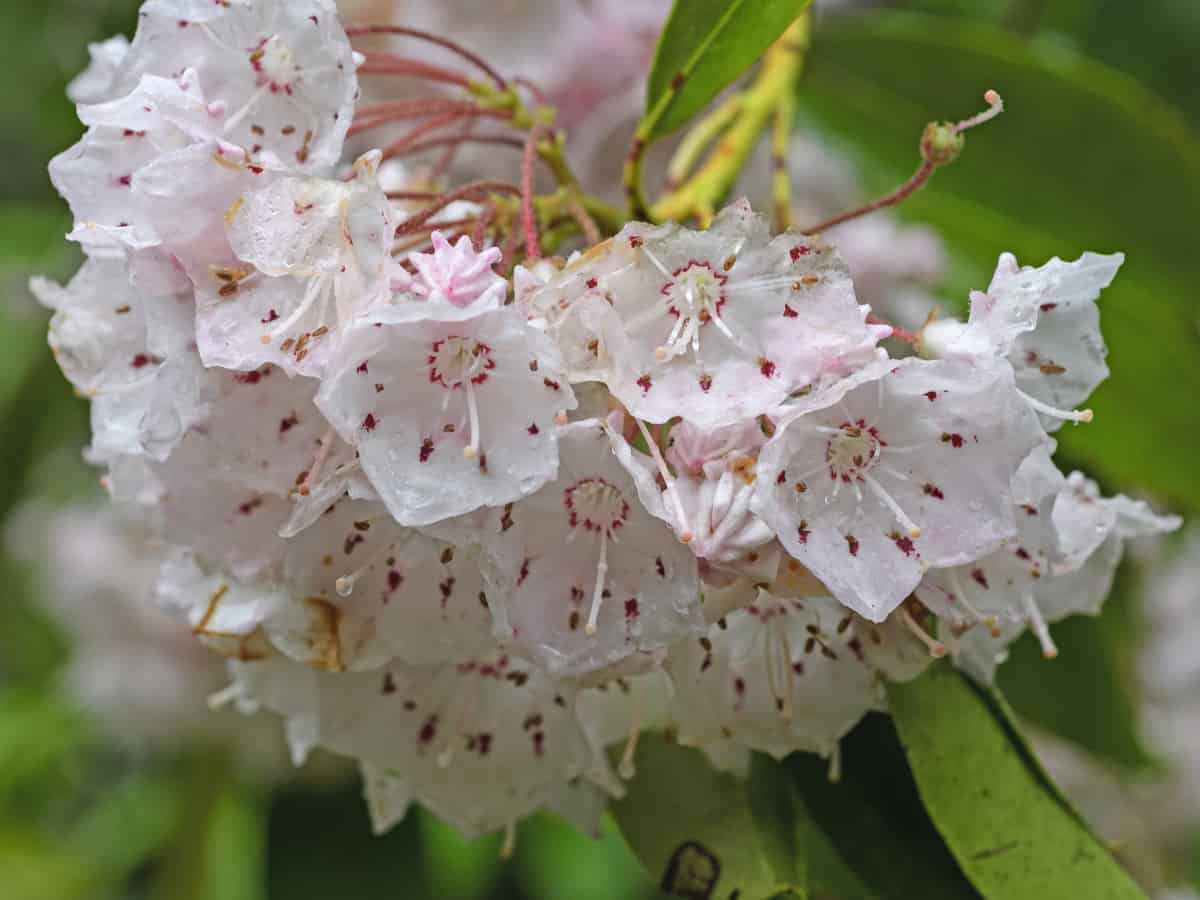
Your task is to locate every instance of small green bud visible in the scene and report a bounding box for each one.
[920,122,965,168]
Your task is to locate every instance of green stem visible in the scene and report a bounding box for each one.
[651,15,809,225]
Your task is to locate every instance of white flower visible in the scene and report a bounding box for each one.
[227,650,594,839]
[918,452,1180,683]
[51,70,213,252]
[199,150,394,376]
[457,422,704,679]
[527,200,887,428]
[113,0,359,172]
[754,358,1044,621]
[666,591,881,760]
[275,497,498,669]
[612,418,777,578]
[68,35,131,104]
[921,252,1123,429]
[316,291,576,527]
[32,254,210,462]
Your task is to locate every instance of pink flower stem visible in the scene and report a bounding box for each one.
[395,181,522,237]
[382,133,528,160]
[867,313,919,346]
[565,195,601,246]
[357,52,472,88]
[346,24,507,89]
[512,76,549,106]
[521,124,546,261]
[379,112,474,161]
[802,160,935,235]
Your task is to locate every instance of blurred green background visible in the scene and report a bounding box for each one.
[1,1,1197,898]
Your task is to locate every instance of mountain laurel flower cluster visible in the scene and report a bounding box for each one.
[37,0,1180,845]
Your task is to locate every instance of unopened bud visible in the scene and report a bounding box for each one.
[920,122,965,168]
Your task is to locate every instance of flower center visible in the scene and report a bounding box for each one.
[654,261,732,360]
[429,337,493,389]
[826,422,883,483]
[429,337,494,458]
[564,478,629,536]
[251,35,299,93]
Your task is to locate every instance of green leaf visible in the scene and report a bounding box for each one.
[642,0,810,141]
[801,13,1200,511]
[998,563,1154,771]
[0,688,87,804]
[202,786,267,900]
[610,734,803,898]
[788,713,979,899]
[417,808,503,900]
[888,663,1147,899]
[513,814,658,900]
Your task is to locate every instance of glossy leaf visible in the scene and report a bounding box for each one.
[888,664,1147,899]
[642,0,810,141]
[788,713,979,900]
[611,735,804,898]
[801,13,1200,511]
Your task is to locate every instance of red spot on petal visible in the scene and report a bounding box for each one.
[362,413,377,432]
[782,304,799,318]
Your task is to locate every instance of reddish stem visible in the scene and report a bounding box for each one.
[379,112,471,161]
[383,133,527,160]
[386,190,441,201]
[513,76,549,106]
[357,53,472,87]
[803,161,935,235]
[346,24,507,88]
[432,116,477,179]
[395,181,522,236]
[521,125,546,261]
[565,195,601,246]
[868,314,919,345]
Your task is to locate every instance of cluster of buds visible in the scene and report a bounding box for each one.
[38,0,1178,844]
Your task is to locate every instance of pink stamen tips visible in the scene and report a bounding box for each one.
[956,90,1005,134]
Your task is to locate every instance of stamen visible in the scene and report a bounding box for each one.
[827,742,842,784]
[1017,389,1093,424]
[335,534,406,597]
[500,821,517,860]
[585,531,609,635]
[635,418,692,542]
[1021,593,1058,659]
[263,273,331,344]
[463,378,482,458]
[617,689,644,779]
[298,426,338,496]
[863,473,921,538]
[900,609,947,658]
[223,83,270,135]
[207,682,242,710]
[946,569,1002,636]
